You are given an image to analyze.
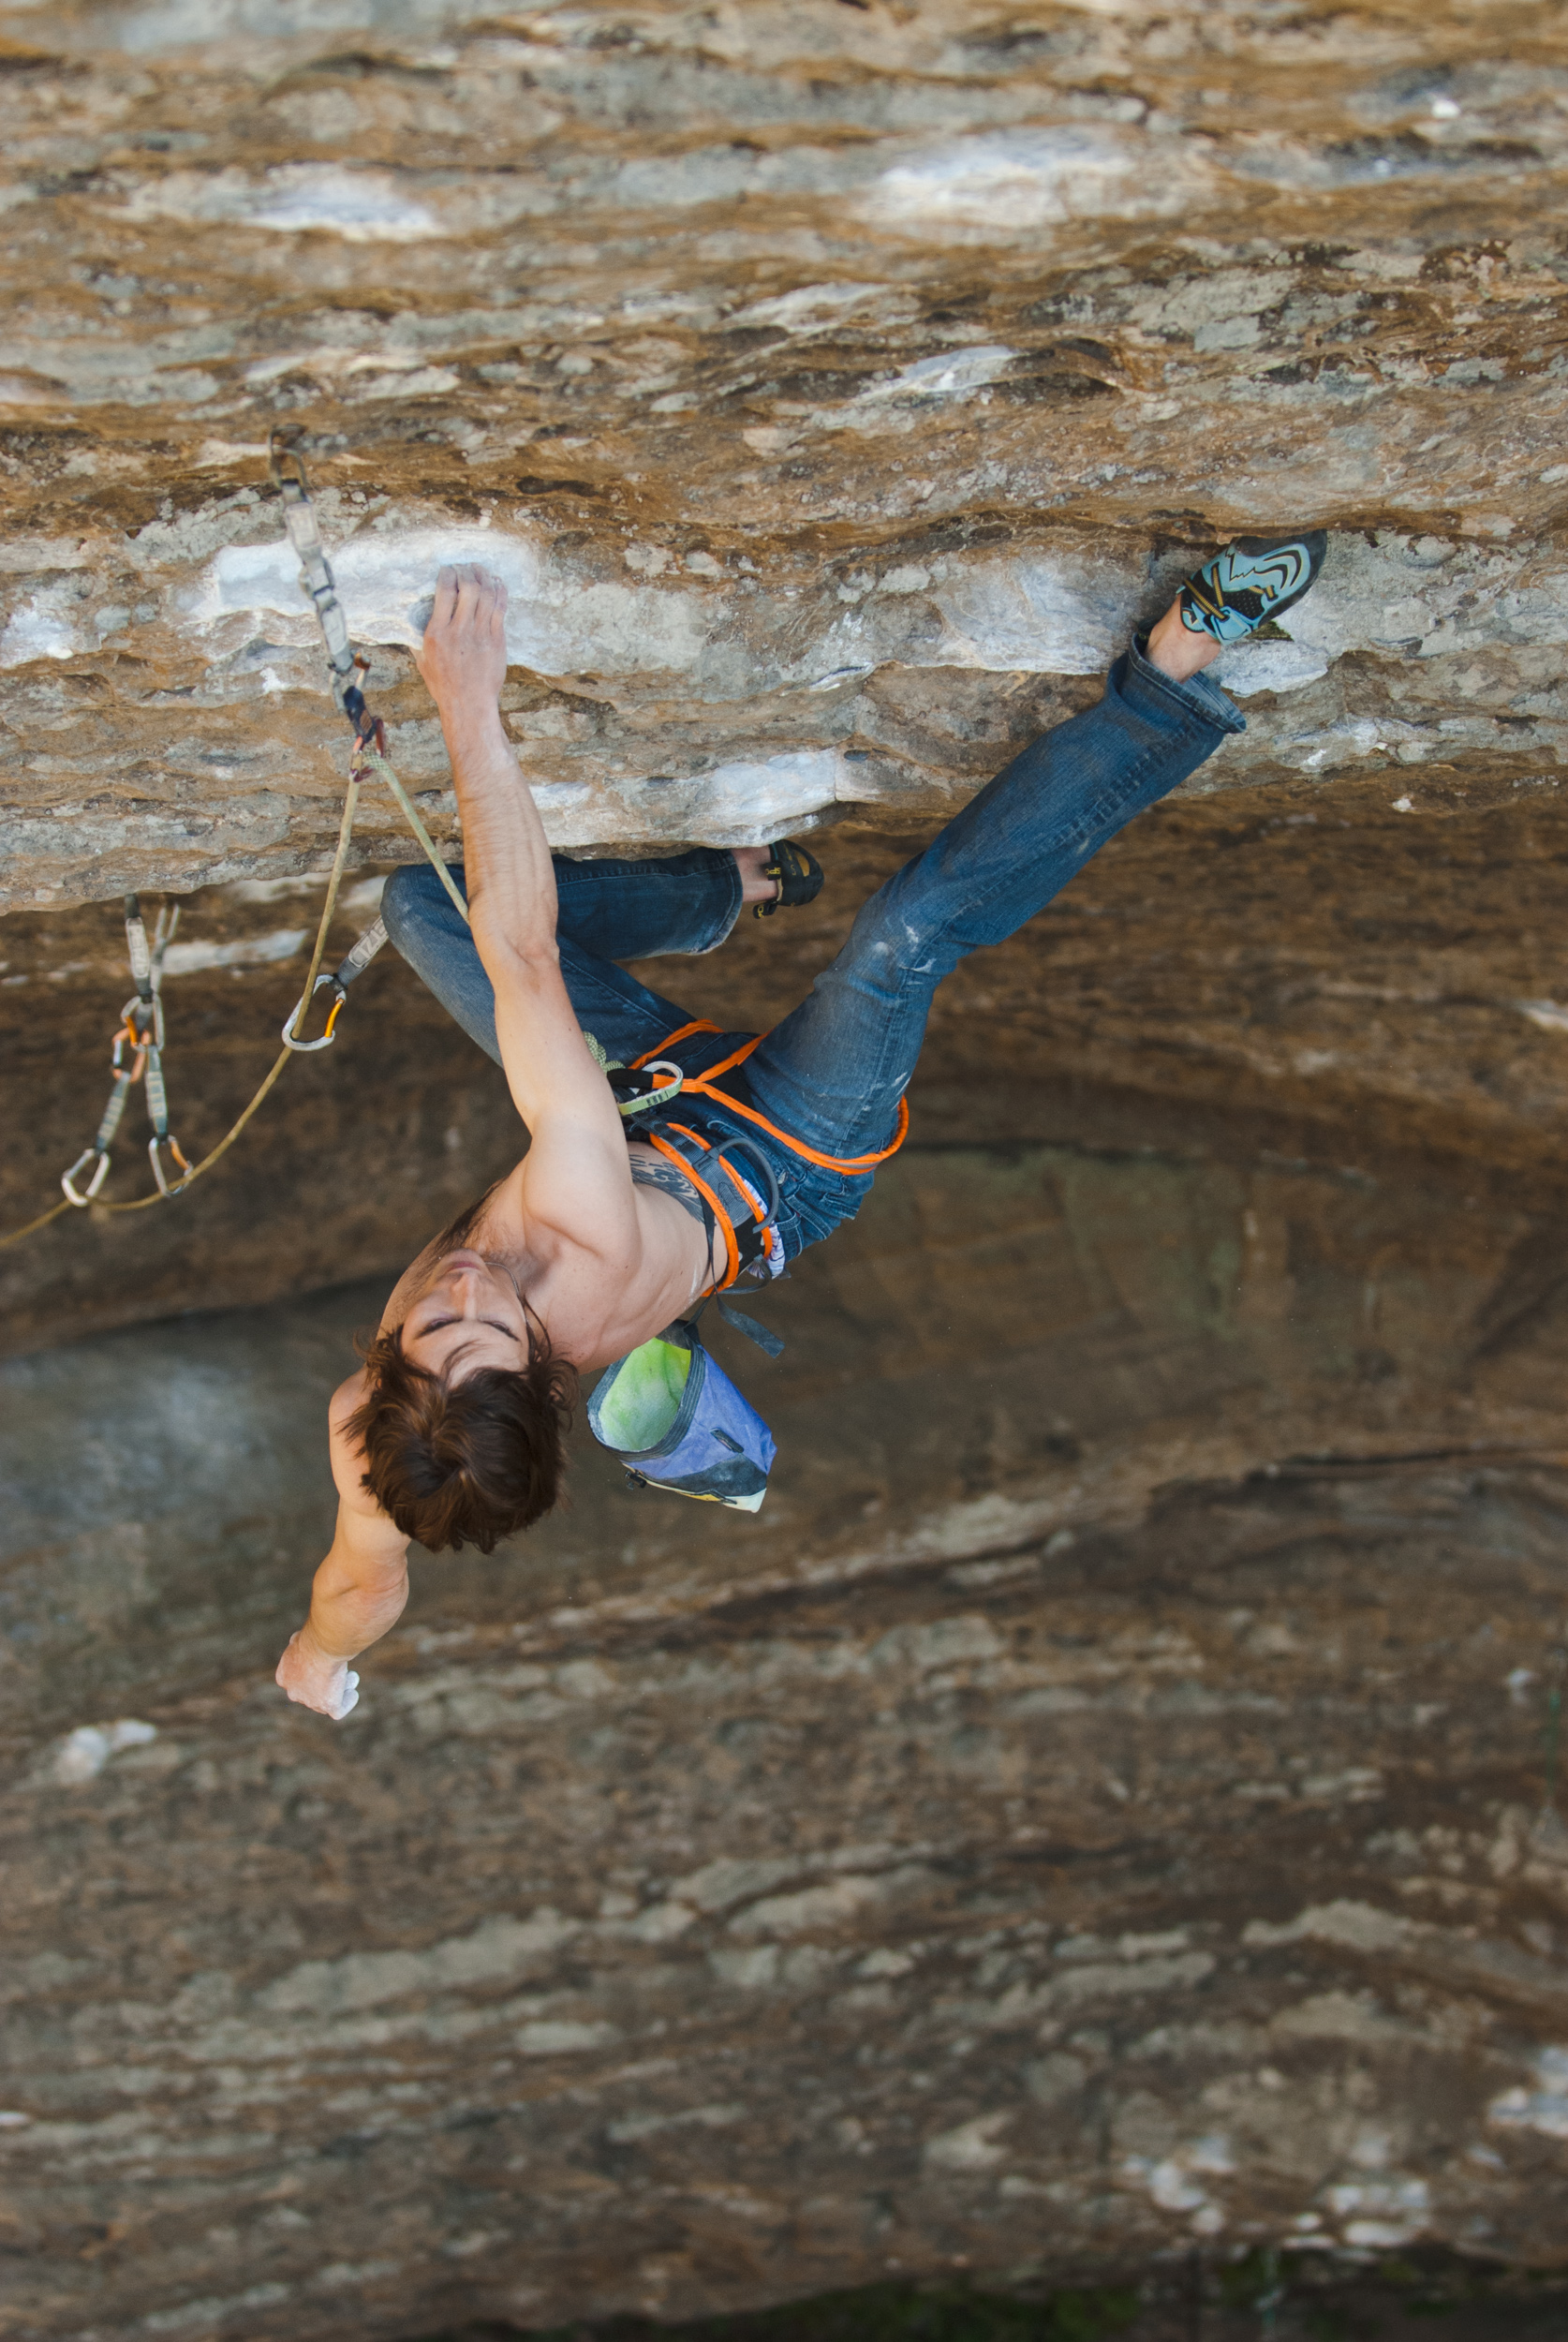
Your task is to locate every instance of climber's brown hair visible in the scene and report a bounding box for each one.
[349,1316,578,1554]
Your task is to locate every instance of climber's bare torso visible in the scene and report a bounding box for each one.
[319,1143,721,1551]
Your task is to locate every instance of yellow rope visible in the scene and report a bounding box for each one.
[288,768,361,1042]
[0,1196,75,1251]
[358,743,470,926]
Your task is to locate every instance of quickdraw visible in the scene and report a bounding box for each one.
[1,435,475,1251]
[62,897,190,1206]
[269,437,378,743]
[282,915,388,1052]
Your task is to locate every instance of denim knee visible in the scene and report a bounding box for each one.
[382,861,454,952]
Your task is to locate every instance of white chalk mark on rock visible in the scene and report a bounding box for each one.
[49,1720,157,1786]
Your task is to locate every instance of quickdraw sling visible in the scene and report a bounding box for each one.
[0,433,467,1251]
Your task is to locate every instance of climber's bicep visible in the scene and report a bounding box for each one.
[488,943,627,1149]
[517,1115,643,1275]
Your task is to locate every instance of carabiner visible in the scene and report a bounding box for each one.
[148,1134,190,1197]
[281,971,347,1052]
[268,432,311,497]
[610,1059,685,1118]
[62,1148,111,1207]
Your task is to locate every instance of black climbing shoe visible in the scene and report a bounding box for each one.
[753,838,825,920]
[1178,531,1328,645]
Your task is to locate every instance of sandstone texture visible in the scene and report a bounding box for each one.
[6,3,1568,2338]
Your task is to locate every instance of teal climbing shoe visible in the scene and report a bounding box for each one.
[1179,532,1327,645]
[753,837,825,920]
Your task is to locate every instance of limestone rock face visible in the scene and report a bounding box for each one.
[1,0,1565,900]
[7,7,1568,2336]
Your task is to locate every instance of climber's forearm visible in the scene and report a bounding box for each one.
[274,1512,407,1724]
[439,701,560,968]
[301,1519,410,1664]
[416,562,558,966]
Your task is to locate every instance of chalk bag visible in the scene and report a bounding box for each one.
[587,1319,776,1511]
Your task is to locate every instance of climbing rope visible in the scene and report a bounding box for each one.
[0,434,468,1252]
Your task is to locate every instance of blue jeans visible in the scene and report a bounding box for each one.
[383,638,1243,1263]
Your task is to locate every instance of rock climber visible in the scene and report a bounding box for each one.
[275,533,1326,1719]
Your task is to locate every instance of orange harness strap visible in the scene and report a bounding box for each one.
[629,1026,910,1175]
[645,1120,774,1296]
[643,1131,741,1292]
[663,1120,769,1226]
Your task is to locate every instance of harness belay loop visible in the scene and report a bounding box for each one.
[582,1030,685,1117]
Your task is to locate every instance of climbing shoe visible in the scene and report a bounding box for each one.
[753,837,825,920]
[1178,531,1327,646]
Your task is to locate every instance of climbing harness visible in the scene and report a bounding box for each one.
[633,1020,910,1177]
[61,896,188,1206]
[624,1016,908,1298]
[0,433,469,1251]
[585,1020,909,1507]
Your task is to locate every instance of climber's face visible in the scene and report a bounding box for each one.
[400,1251,530,1382]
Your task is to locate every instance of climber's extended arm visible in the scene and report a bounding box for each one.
[415,563,561,979]
[416,564,641,1273]
[274,1371,410,1721]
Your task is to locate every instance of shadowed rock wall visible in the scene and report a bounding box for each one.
[13,780,1568,1352]
[6,1140,1568,2338]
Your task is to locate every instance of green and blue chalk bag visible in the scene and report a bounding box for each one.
[587,1319,777,1510]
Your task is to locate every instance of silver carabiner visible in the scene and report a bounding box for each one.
[281,972,346,1052]
[62,1148,111,1207]
[148,1134,190,1197]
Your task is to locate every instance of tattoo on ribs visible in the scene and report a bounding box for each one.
[628,1151,709,1224]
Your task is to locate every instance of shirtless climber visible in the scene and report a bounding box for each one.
[274,532,1326,1720]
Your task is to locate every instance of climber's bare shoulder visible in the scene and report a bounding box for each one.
[325,1371,403,1540]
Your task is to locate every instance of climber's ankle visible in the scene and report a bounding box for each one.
[732,846,780,908]
[1146,595,1221,683]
